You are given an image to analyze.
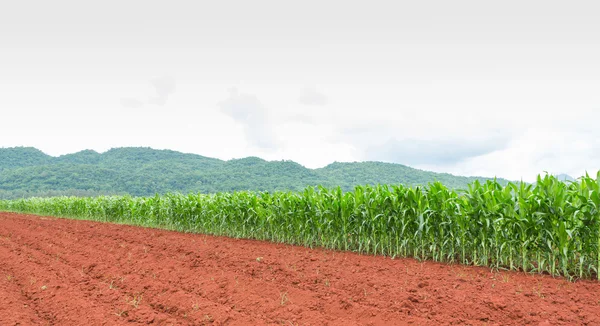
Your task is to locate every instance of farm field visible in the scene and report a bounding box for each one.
[1,212,600,325]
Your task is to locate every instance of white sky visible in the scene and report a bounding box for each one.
[1,0,599,182]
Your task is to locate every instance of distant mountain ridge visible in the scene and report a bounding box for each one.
[553,173,575,182]
[0,146,510,199]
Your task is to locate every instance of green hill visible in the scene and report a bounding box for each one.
[0,146,510,199]
[0,147,52,171]
[315,161,497,190]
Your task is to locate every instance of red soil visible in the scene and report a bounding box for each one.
[0,212,599,325]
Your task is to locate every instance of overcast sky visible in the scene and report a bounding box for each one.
[1,0,599,182]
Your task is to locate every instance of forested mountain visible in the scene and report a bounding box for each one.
[0,147,510,199]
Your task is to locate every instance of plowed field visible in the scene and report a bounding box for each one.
[1,212,599,325]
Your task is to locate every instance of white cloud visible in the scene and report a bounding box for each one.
[149,75,176,106]
[363,135,510,166]
[299,87,328,106]
[425,127,600,182]
[120,97,144,108]
[217,88,281,151]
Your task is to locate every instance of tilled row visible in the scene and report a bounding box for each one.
[0,213,417,325]
[1,212,600,325]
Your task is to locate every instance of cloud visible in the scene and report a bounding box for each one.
[218,88,280,150]
[330,118,514,171]
[120,97,144,109]
[286,114,317,125]
[364,136,510,166]
[436,128,600,181]
[149,75,176,106]
[299,87,328,106]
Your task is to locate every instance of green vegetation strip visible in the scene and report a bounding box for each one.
[1,173,599,280]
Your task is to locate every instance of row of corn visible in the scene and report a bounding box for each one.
[1,172,599,280]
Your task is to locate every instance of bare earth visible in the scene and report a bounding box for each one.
[1,212,599,325]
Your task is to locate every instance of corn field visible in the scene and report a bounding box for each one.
[1,173,599,280]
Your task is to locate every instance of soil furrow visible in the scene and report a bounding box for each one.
[2,212,600,325]
[2,216,396,324]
